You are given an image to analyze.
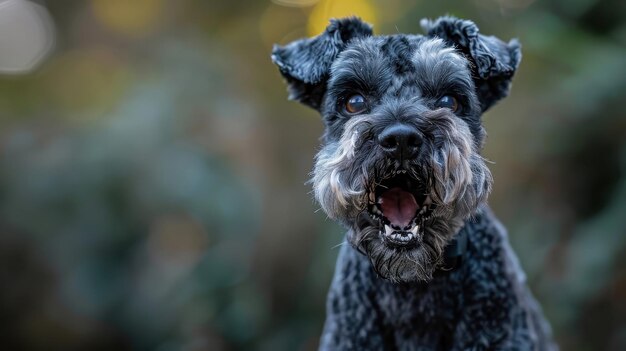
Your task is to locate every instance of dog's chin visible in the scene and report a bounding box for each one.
[346,173,455,283]
[350,218,448,283]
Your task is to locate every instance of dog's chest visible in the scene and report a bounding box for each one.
[375,272,464,349]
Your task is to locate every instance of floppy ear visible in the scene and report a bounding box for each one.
[271,17,373,110]
[421,16,521,112]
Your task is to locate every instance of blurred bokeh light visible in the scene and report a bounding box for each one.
[0,0,54,73]
[307,0,377,35]
[0,1,624,350]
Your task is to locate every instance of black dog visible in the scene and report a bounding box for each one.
[272,16,557,350]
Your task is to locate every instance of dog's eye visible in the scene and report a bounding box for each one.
[345,94,367,114]
[435,95,459,113]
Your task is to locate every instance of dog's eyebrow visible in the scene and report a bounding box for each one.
[417,75,475,98]
[414,61,474,97]
[327,42,393,95]
[329,70,380,96]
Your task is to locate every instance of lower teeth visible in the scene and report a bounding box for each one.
[382,223,420,242]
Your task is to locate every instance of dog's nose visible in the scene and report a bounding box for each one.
[378,123,421,160]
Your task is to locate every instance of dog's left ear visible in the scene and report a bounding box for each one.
[272,17,373,110]
[421,16,521,112]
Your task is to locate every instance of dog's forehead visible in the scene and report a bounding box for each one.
[329,34,471,90]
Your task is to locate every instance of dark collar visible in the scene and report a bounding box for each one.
[439,228,468,271]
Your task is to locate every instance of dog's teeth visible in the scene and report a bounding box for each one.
[385,224,393,236]
[411,225,419,236]
[424,196,432,205]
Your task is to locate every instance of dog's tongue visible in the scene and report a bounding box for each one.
[380,187,418,228]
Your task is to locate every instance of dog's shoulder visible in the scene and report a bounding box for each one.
[463,206,527,285]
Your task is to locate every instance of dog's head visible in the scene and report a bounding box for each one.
[272,17,521,283]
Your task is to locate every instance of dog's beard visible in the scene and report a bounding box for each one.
[352,210,463,283]
[312,109,492,283]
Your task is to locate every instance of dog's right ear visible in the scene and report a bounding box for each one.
[271,17,373,110]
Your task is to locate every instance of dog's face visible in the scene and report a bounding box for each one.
[272,17,521,283]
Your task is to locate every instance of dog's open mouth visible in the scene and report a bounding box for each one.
[368,171,434,247]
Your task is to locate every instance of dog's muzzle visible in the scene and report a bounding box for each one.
[366,122,435,247]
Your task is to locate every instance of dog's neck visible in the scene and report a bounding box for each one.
[440,227,468,271]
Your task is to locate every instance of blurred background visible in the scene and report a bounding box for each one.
[0,0,624,350]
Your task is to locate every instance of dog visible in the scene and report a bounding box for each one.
[272,16,557,350]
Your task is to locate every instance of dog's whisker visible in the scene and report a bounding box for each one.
[330,241,348,250]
